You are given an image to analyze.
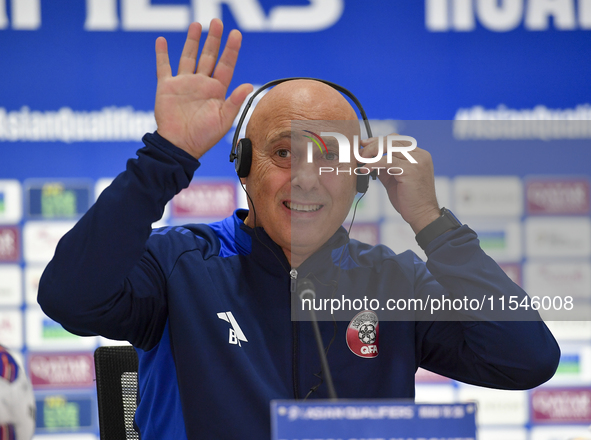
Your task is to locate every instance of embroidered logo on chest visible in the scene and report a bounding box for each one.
[346,310,379,358]
[217,311,248,347]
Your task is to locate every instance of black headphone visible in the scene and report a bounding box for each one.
[229,77,375,194]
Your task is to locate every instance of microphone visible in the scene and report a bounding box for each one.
[297,278,338,400]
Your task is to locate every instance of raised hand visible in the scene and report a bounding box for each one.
[154,19,253,160]
[359,136,441,234]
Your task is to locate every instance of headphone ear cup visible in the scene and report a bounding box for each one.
[356,173,369,194]
[235,139,253,178]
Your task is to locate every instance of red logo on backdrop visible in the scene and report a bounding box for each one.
[28,353,95,388]
[172,182,236,218]
[526,179,590,215]
[346,311,379,358]
[531,388,591,423]
[0,226,19,262]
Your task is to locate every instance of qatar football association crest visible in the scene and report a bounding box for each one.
[346,311,379,358]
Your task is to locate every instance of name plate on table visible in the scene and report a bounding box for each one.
[271,401,476,440]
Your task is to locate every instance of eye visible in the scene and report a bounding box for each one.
[323,152,338,161]
[276,149,291,158]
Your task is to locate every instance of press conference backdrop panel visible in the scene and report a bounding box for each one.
[1,1,590,438]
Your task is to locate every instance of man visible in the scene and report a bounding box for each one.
[38,19,560,439]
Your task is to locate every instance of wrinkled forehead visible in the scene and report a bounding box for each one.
[245,80,361,146]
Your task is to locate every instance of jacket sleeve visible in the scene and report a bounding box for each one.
[414,225,561,390]
[37,132,200,351]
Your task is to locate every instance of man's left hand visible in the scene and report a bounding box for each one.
[359,136,440,234]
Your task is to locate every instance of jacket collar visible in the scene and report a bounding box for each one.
[230,209,349,276]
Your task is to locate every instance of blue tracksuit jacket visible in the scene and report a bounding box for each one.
[38,132,560,439]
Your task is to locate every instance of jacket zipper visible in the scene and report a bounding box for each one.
[290,268,300,399]
[290,268,298,293]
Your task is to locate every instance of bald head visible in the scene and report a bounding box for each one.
[245,79,359,142]
[240,79,361,266]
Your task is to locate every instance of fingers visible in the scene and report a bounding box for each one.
[196,18,223,76]
[177,22,203,75]
[221,83,254,127]
[155,36,172,79]
[213,29,243,89]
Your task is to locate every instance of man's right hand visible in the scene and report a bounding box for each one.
[154,19,253,160]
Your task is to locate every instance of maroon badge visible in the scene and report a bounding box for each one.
[531,388,591,423]
[172,182,236,218]
[346,311,379,358]
[0,226,19,262]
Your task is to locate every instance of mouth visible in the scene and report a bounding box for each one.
[283,201,323,213]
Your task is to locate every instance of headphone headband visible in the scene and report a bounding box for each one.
[229,77,373,162]
[229,77,375,193]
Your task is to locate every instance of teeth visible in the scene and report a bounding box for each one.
[285,202,322,212]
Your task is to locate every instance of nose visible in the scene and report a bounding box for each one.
[291,159,320,193]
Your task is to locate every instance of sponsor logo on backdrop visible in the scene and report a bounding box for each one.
[531,388,591,423]
[0,265,22,306]
[346,185,382,222]
[35,393,95,432]
[381,221,425,260]
[545,321,591,342]
[471,222,522,262]
[0,226,19,261]
[458,386,528,425]
[479,231,506,250]
[26,308,97,350]
[524,262,591,299]
[454,105,591,140]
[530,426,591,440]
[526,179,590,215]
[25,180,92,219]
[25,265,44,305]
[28,353,94,388]
[476,427,528,440]
[0,310,23,349]
[414,385,456,404]
[557,353,581,374]
[547,346,591,385]
[42,318,78,340]
[1,0,343,32]
[23,221,76,264]
[346,311,379,358]
[0,180,22,224]
[434,176,452,210]
[348,223,380,246]
[454,176,522,217]
[172,182,236,219]
[427,0,591,32]
[525,217,591,258]
[0,107,157,142]
[499,263,522,287]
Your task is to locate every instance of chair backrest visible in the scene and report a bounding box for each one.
[94,346,139,440]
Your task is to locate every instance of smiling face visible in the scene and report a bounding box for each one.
[243,80,359,267]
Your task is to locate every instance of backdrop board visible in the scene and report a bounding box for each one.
[0,1,590,438]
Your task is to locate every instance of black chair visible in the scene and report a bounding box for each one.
[94,346,140,440]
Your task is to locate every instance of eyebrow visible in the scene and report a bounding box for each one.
[265,131,293,146]
[266,130,341,148]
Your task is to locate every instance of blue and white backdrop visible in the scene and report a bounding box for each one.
[1,1,590,438]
